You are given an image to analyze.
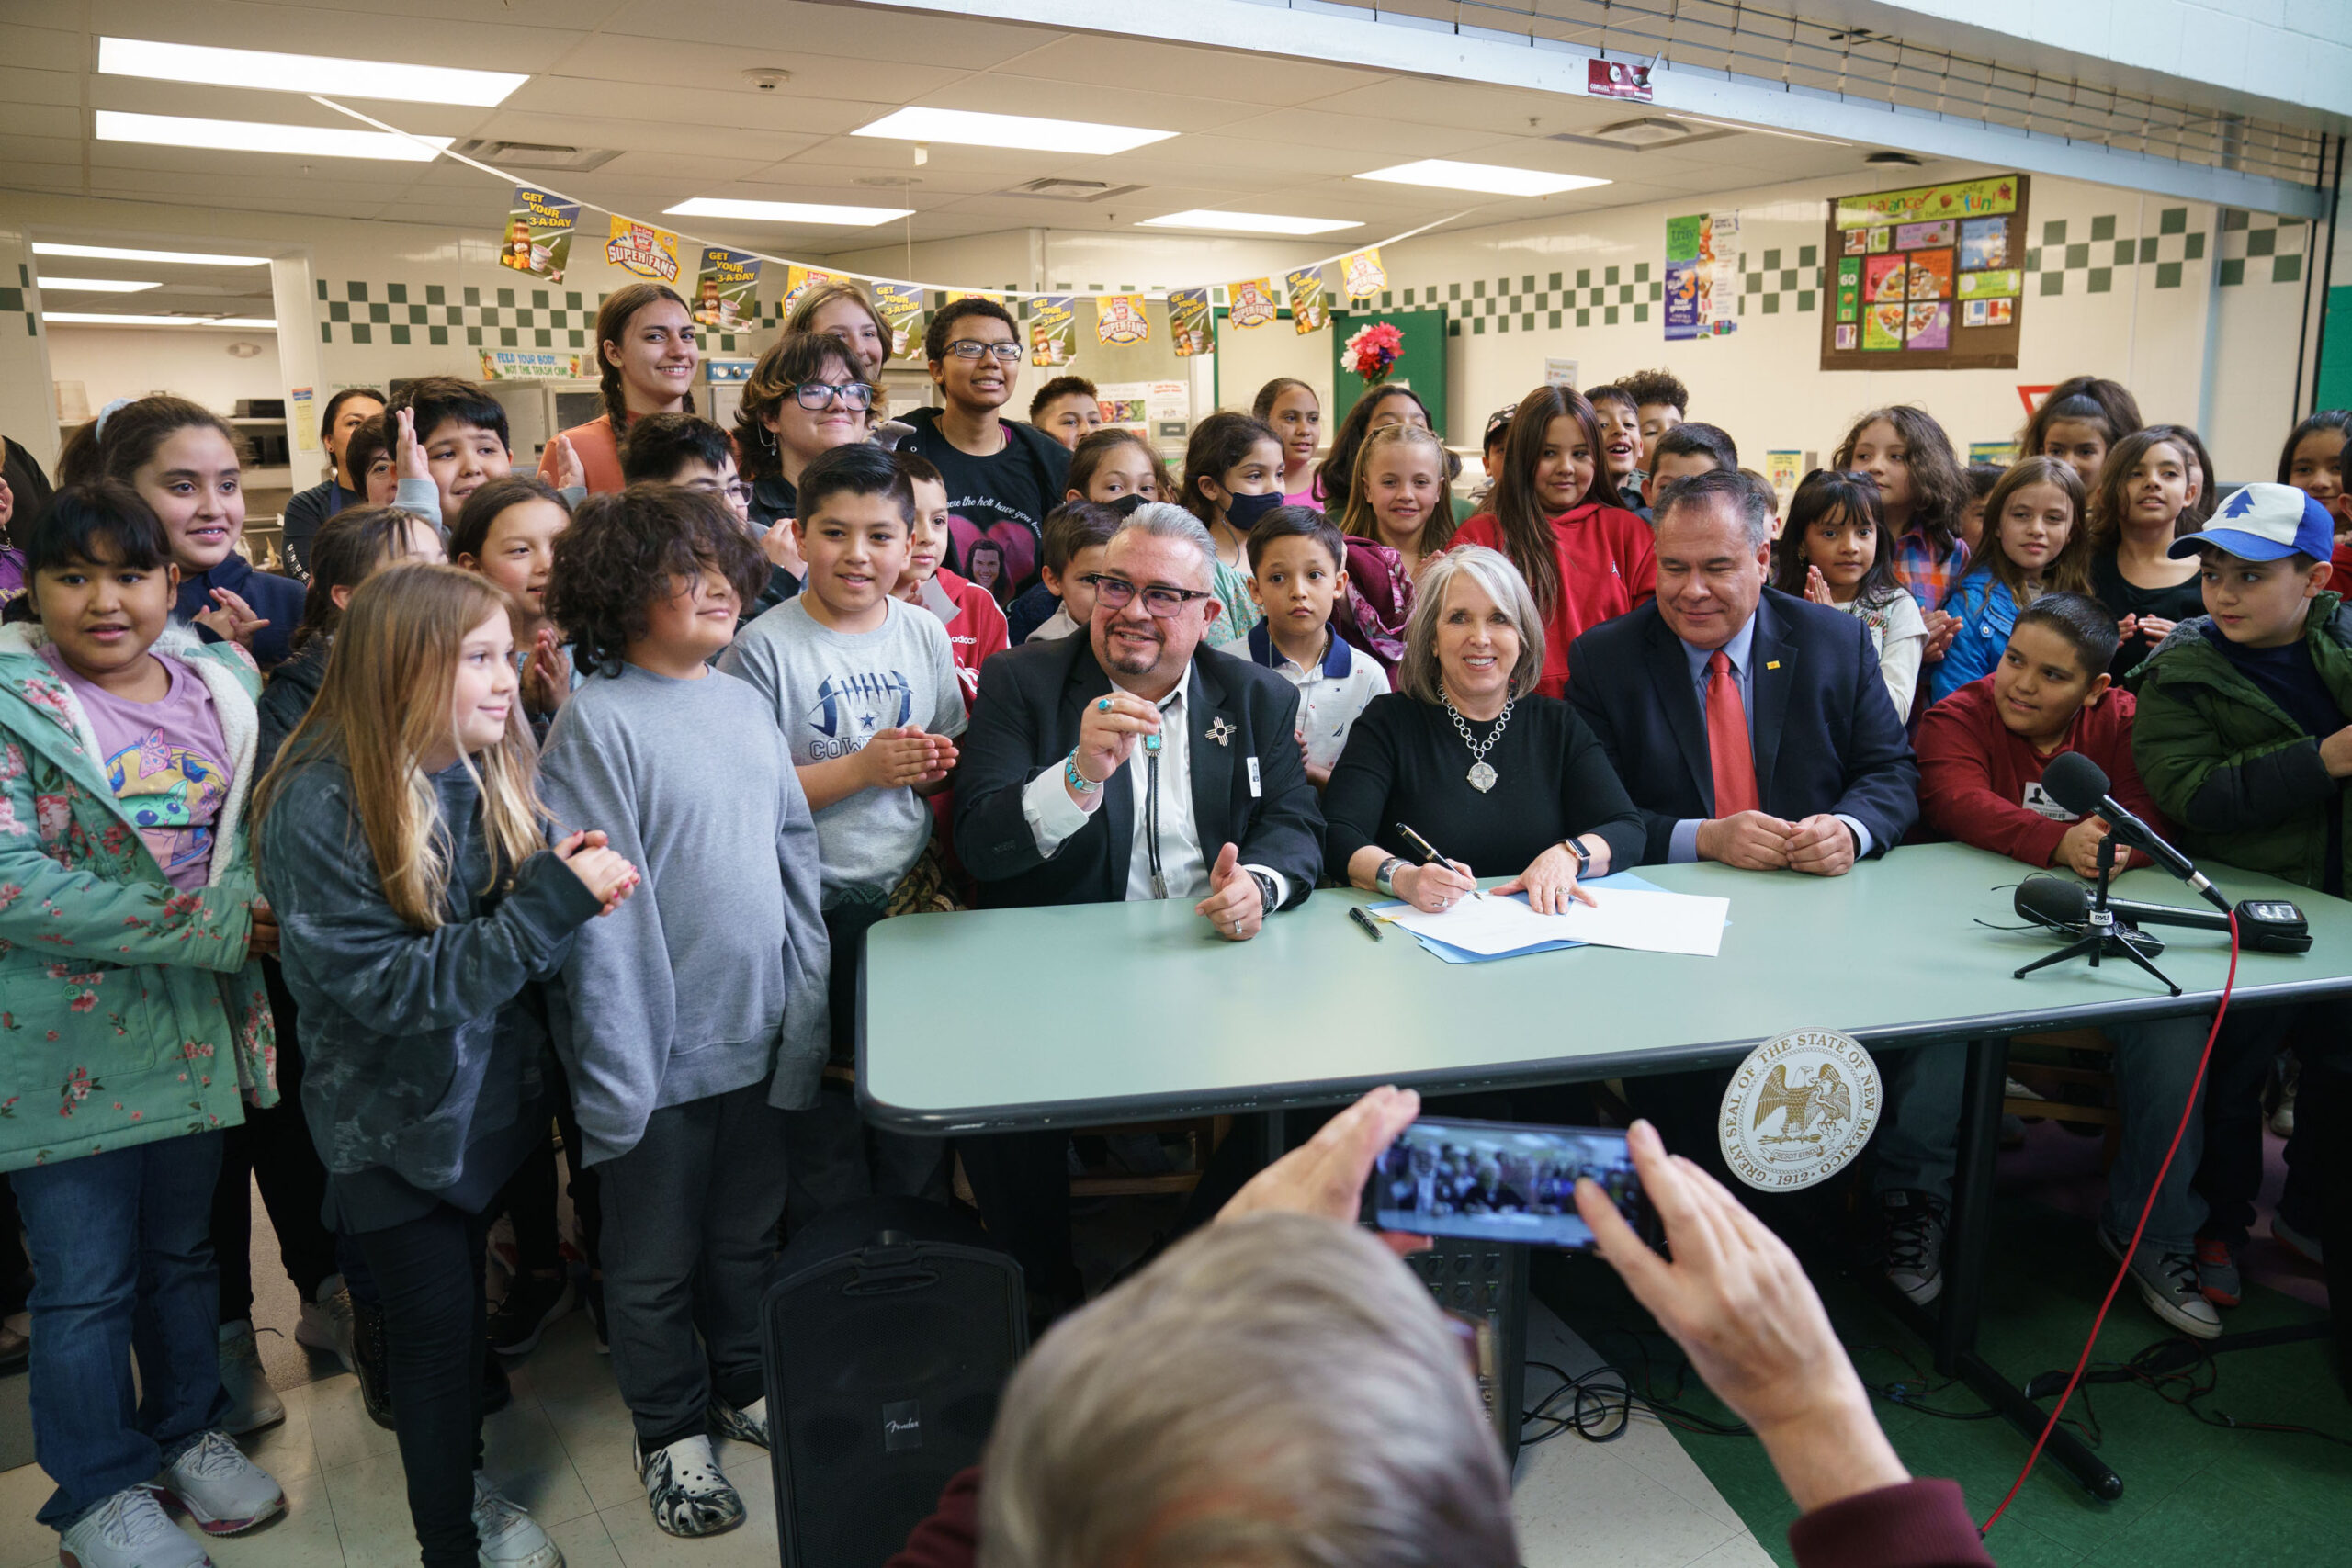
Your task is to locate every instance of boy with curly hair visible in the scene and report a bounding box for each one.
[537,483,831,1540]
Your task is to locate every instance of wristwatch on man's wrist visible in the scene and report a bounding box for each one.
[1561,838,1591,875]
[1374,855,1407,897]
[1250,870,1281,915]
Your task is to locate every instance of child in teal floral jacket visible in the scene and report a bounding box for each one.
[0,483,283,1568]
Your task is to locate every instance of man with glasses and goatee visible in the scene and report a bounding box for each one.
[953,502,1324,1314]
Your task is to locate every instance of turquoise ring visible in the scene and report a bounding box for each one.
[1097,697,1113,712]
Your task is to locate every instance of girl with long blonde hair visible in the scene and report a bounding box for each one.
[255,563,636,1568]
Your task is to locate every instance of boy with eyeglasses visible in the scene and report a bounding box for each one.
[896,299,1073,596]
[623,412,801,614]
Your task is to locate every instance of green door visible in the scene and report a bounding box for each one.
[1328,307,1450,436]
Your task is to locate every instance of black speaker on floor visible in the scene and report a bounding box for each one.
[761,1197,1027,1567]
[1404,1237,1528,1470]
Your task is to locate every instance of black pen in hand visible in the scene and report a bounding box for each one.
[1396,823,1484,902]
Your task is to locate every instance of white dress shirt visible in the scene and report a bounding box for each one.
[1017,677,1291,908]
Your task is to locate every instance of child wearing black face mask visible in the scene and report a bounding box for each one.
[1182,411,1287,649]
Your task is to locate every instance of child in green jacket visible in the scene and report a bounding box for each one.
[0,483,283,1568]
[2132,480,2352,1309]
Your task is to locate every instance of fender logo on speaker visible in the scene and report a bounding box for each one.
[882,1399,923,1451]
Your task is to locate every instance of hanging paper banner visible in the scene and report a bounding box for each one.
[605,217,681,284]
[872,281,925,358]
[1169,288,1213,357]
[780,265,842,316]
[1095,294,1150,347]
[1228,278,1280,329]
[692,248,760,331]
[1030,296,1078,367]
[1286,267,1329,335]
[498,186,578,285]
[1664,211,1739,341]
[1340,247,1387,301]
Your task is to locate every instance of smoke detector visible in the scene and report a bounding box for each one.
[741,68,793,91]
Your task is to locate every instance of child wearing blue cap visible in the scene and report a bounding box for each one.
[2132,480,2350,1311]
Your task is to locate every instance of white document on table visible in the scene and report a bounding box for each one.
[1388,886,1729,958]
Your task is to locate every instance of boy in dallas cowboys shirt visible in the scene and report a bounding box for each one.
[719,443,967,1213]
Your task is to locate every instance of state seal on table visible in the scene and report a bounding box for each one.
[1717,1029,1880,1191]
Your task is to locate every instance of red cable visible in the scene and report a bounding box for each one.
[1979,909,2241,1534]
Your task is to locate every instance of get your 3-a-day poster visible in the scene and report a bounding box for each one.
[691,248,759,330]
[1822,174,2027,370]
[1665,210,1738,341]
[497,186,577,284]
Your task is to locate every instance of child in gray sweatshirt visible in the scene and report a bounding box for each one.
[537,485,828,1541]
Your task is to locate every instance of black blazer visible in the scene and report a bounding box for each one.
[954,632,1324,910]
[1565,589,1919,864]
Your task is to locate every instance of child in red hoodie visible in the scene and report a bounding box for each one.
[1917,592,2221,1340]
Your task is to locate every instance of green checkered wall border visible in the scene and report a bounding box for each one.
[312,278,780,354]
[2217,210,2307,287]
[2016,207,2237,296]
[6,264,30,338]
[1735,244,1823,318]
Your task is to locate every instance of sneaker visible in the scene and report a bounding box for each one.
[472,1472,562,1568]
[582,1278,607,1356]
[58,1485,212,1568]
[486,1272,576,1358]
[215,1322,284,1436]
[2266,1056,2298,1139]
[2194,1236,2242,1307]
[707,1394,769,1450]
[351,1295,394,1430]
[153,1429,286,1536]
[635,1435,745,1539]
[2099,1230,2222,1340]
[2274,1213,2325,1267]
[296,1278,356,1374]
[1879,1190,1948,1307]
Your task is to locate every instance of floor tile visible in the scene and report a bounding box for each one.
[235,1376,323,1485]
[544,1510,625,1568]
[305,1375,401,1473]
[601,1496,782,1568]
[1688,1536,1780,1568]
[1514,1444,1743,1568]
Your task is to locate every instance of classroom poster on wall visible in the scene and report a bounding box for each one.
[1821,174,2027,371]
[780,265,840,315]
[289,388,317,454]
[872,282,924,358]
[498,186,578,285]
[480,349,587,379]
[1341,248,1387,300]
[1095,294,1150,347]
[1766,450,1802,492]
[605,218,681,284]
[1169,288,1213,356]
[1228,277,1280,329]
[1286,267,1329,334]
[691,248,760,330]
[1030,296,1078,366]
[1665,211,1738,340]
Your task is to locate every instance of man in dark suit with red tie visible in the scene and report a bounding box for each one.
[1566,468,1938,1297]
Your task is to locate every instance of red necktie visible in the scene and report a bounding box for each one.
[1706,649,1759,817]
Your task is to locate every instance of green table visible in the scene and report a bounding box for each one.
[861,841,2351,1134]
[861,840,2352,1502]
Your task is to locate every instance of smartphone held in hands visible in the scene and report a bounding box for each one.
[1362,1116,1651,1251]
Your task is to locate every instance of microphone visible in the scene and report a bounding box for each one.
[2014,875,2312,954]
[2040,752,2232,916]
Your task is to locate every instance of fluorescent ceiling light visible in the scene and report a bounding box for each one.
[99,37,525,107]
[666,197,911,227]
[33,243,268,266]
[1136,209,1360,236]
[37,277,161,293]
[96,110,449,162]
[43,313,277,328]
[1356,159,1611,197]
[853,107,1174,155]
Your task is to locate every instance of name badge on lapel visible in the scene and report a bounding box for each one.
[1246,756,1262,797]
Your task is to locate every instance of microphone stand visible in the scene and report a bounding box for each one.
[2014,833,2182,996]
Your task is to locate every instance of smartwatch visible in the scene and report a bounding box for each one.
[1374,856,1407,897]
[1561,838,1590,875]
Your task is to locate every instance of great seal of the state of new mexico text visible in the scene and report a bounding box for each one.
[1717,1029,1881,1191]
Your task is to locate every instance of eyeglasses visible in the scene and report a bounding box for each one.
[685,479,754,506]
[1080,573,1216,618]
[943,339,1023,362]
[793,381,875,411]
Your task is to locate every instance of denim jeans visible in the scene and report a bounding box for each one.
[2102,1014,2213,1251]
[355,1201,493,1568]
[1871,1041,1966,1201]
[10,1132,231,1530]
